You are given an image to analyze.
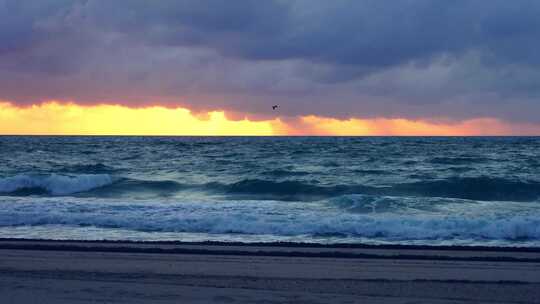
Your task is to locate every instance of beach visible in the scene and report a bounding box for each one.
[2,0,540,301]
[1,240,539,303]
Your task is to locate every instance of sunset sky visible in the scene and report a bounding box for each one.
[2,0,540,135]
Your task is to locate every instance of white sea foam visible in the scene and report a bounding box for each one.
[0,174,113,195]
[0,197,539,244]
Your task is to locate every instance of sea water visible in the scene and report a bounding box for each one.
[1,136,539,246]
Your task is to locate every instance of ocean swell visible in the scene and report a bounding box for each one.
[2,174,539,202]
[60,163,117,174]
[218,179,372,201]
[0,174,113,196]
[391,177,540,202]
[82,178,188,198]
[215,177,540,202]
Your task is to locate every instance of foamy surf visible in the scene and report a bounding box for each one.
[1,196,540,246]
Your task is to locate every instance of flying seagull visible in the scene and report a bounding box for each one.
[272,105,279,110]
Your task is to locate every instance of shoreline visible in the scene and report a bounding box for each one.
[2,237,540,252]
[1,239,540,264]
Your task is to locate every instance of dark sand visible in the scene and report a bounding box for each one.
[1,240,540,303]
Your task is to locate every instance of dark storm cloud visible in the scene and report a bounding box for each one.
[1,0,540,121]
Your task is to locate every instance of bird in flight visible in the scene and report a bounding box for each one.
[272,105,279,110]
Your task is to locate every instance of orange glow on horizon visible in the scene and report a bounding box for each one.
[1,102,539,136]
[291,116,540,136]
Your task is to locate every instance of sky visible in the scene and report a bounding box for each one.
[1,0,540,135]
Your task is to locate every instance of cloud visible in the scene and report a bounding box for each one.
[1,0,540,122]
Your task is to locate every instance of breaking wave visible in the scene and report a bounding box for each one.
[2,174,540,202]
[214,177,540,202]
[0,174,114,196]
[1,198,539,242]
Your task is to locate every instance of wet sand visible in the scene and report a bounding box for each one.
[1,240,540,303]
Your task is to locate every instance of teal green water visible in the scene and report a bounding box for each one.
[1,136,539,246]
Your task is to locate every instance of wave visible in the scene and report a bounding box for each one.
[262,169,310,177]
[60,163,117,174]
[329,194,413,213]
[82,178,187,198]
[215,177,540,202]
[429,156,491,165]
[1,198,540,242]
[2,173,539,202]
[352,169,389,175]
[0,174,113,196]
[217,179,374,201]
[390,177,540,202]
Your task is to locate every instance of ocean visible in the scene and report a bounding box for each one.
[1,136,539,247]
